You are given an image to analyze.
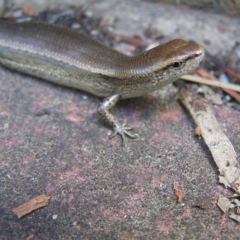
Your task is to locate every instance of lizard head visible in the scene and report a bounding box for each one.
[147,39,205,79]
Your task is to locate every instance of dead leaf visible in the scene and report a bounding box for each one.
[217,196,231,213]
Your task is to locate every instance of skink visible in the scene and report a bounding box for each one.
[0,20,205,144]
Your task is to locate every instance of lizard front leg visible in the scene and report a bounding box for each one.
[98,93,138,145]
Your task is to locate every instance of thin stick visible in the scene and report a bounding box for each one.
[197,68,240,102]
[180,74,240,93]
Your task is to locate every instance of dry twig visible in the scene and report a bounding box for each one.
[181,74,240,93]
[13,194,50,218]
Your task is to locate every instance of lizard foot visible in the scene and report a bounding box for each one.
[110,124,138,146]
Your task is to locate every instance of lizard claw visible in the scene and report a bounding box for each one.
[110,124,138,146]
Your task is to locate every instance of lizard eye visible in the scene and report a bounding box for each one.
[171,62,183,69]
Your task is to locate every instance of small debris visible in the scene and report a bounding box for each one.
[23,6,35,16]
[174,181,184,203]
[217,195,240,223]
[35,108,51,116]
[197,85,223,105]
[108,32,149,47]
[217,196,232,213]
[203,39,211,45]
[195,126,201,138]
[219,73,230,84]
[132,14,141,21]
[9,8,23,18]
[127,45,137,52]
[13,194,50,218]
[83,9,93,18]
